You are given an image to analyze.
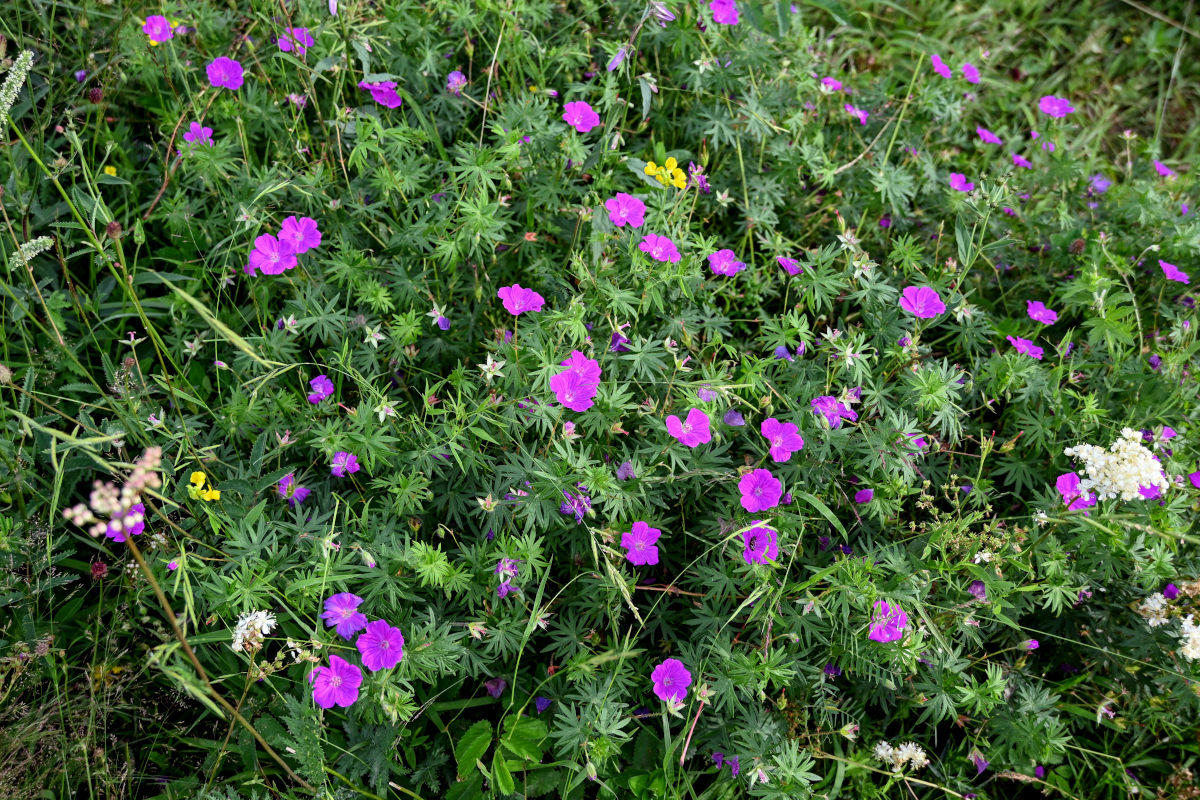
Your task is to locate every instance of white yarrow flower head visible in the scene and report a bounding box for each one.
[231,610,277,653]
[873,740,929,772]
[1063,428,1169,502]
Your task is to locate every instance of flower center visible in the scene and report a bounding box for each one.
[330,675,342,688]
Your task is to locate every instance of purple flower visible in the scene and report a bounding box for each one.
[760,417,804,462]
[535,696,552,713]
[1160,260,1190,284]
[1024,639,1039,651]
[728,757,740,776]
[709,0,739,25]
[74,69,88,81]
[356,619,405,671]
[708,248,746,276]
[820,77,842,92]
[331,451,360,477]
[559,485,592,522]
[206,57,244,91]
[551,350,601,412]
[182,122,214,148]
[604,193,646,228]
[638,233,681,263]
[1190,471,1200,489]
[606,44,631,72]
[666,408,712,448]
[446,70,468,95]
[104,503,146,542]
[972,751,990,775]
[697,386,717,403]
[1012,153,1033,169]
[773,345,794,362]
[278,473,311,508]
[777,256,803,275]
[307,374,334,404]
[610,330,630,352]
[968,580,987,601]
[844,103,869,125]
[562,100,600,133]
[277,27,315,54]
[650,657,692,702]
[854,488,874,504]
[310,655,362,708]
[1035,766,1046,779]
[741,523,778,564]
[723,409,746,426]
[738,469,782,513]
[358,80,403,108]
[1006,335,1044,360]
[1038,95,1074,117]
[1055,472,1096,511]
[1154,160,1177,178]
[1026,300,1058,325]
[1139,484,1162,500]
[247,233,298,276]
[485,677,507,698]
[811,396,858,429]
[950,172,975,192]
[930,54,952,79]
[495,558,520,581]
[977,127,1002,145]
[321,592,368,639]
[616,460,636,480]
[497,283,546,315]
[823,663,842,677]
[1164,583,1180,600]
[899,285,946,318]
[962,62,980,84]
[712,752,725,768]
[868,600,908,643]
[622,521,662,566]
[279,215,322,254]
[143,15,175,44]
[1090,174,1112,194]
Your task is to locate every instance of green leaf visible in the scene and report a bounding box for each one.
[491,749,515,795]
[454,720,492,776]
[500,716,547,762]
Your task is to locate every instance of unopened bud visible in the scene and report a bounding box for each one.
[106,221,122,239]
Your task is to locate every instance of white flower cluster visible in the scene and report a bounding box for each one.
[874,741,930,772]
[1179,616,1200,662]
[231,610,277,653]
[1138,593,1169,627]
[1063,428,1169,502]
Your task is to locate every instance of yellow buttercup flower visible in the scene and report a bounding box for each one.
[644,157,686,189]
[188,471,221,502]
[103,166,117,177]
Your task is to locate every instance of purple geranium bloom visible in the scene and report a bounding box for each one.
[1027,300,1058,324]
[498,283,545,315]
[930,53,952,78]
[622,521,662,566]
[638,233,681,263]
[723,409,745,426]
[1024,639,1039,650]
[738,469,782,512]
[331,451,360,477]
[973,751,990,775]
[811,395,858,428]
[310,655,362,708]
[824,663,842,677]
[820,76,842,92]
[616,460,636,480]
[551,351,601,411]
[777,256,803,275]
[968,580,987,601]
[1154,160,1177,178]
[247,233,298,276]
[708,249,746,276]
[1012,153,1033,169]
[605,193,646,228]
[1190,471,1200,488]
[773,345,794,362]
[899,286,946,318]
[279,216,322,254]
[206,57,244,91]
[535,696,552,713]
[666,408,712,447]
[357,619,405,671]
[977,127,1002,145]
[104,502,146,542]
[446,70,468,95]
[760,417,804,462]
[650,657,692,702]
[1164,583,1180,600]
[868,600,908,643]
[962,62,980,84]
[697,386,717,402]
[1056,472,1096,510]
[709,0,739,25]
[321,592,368,639]
[277,27,315,54]
[559,485,592,522]
[854,488,874,503]
[1038,95,1074,117]
[741,523,778,564]
[1160,260,1190,284]
[485,677,507,698]
[278,473,311,508]
[307,374,334,404]
[1007,335,1044,360]
[845,103,869,125]
[143,15,175,44]
[950,172,975,192]
[562,100,600,133]
[357,80,403,108]
[1139,484,1162,500]
[182,121,214,148]
[1090,174,1112,194]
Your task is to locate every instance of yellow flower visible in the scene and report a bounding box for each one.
[644,157,686,189]
[188,470,220,501]
[190,471,206,487]
[103,166,117,177]
[201,488,221,502]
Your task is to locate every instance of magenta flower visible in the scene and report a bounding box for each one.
[357,80,403,108]
[666,408,712,448]
[104,503,146,542]
[820,77,842,92]
[1012,153,1033,169]
[709,0,739,25]
[810,396,857,429]
[279,215,322,254]
[777,256,803,275]
[307,374,334,404]
[277,27,315,54]
[1154,160,1177,178]
[247,233,297,276]
[760,417,804,462]
[638,233,681,263]
[650,657,692,702]
[708,249,746,276]
[278,473,311,508]
[551,351,602,412]
[949,172,975,192]
[446,70,468,95]
[562,100,600,133]
[738,469,782,512]
[497,284,546,315]
[1056,472,1096,511]
[867,600,908,643]
[331,451,360,477]
[1024,639,1039,650]
[899,286,946,318]
[356,619,405,671]
[143,15,175,44]
[182,121,214,148]
[962,62,980,84]
[321,592,368,639]
[844,103,869,125]
[977,127,1002,145]
[930,54,952,78]
[741,523,778,565]
[1026,300,1058,325]
[855,488,874,503]
[622,521,662,566]
[1160,260,1190,284]
[1038,95,1074,118]
[1006,335,1044,360]
[206,57,245,91]
[485,677,507,698]
[604,193,646,228]
[310,654,362,708]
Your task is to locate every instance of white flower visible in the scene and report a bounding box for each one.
[231,610,276,653]
[874,740,928,772]
[478,353,506,385]
[1064,428,1169,503]
[1179,615,1200,661]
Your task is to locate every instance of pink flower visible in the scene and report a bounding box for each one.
[551,351,601,412]
[777,256,803,275]
[950,172,975,192]
[930,54,952,79]
[497,284,546,315]
[651,658,692,702]
[855,488,874,503]
[562,100,600,133]
[977,127,1002,145]
[867,600,907,643]
[1012,153,1033,169]
[844,103,869,125]
[759,417,804,462]
[1154,160,1177,179]
[357,80,403,108]
[181,122,214,148]
[1160,260,1190,284]
[1056,472,1096,511]
[708,249,746,276]
[666,408,712,447]
[962,62,980,84]
[738,469,782,512]
[709,0,739,25]
[811,396,857,429]
[741,523,778,564]
[142,15,175,44]
[310,655,362,708]
[356,619,405,671]
[1006,335,1044,360]
[277,27,315,54]
[604,193,646,228]
[638,233,681,263]
[1026,300,1058,325]
[307,374,334,404]
[622,521,662,566]
[278,215,322,254]
[331,451,360,477]
[206,57,245,91]
[321,592,367,639]
[820,77,842,92]
[899,286,946,318]
[248,233,298,276]
[1038,95,1074,118]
